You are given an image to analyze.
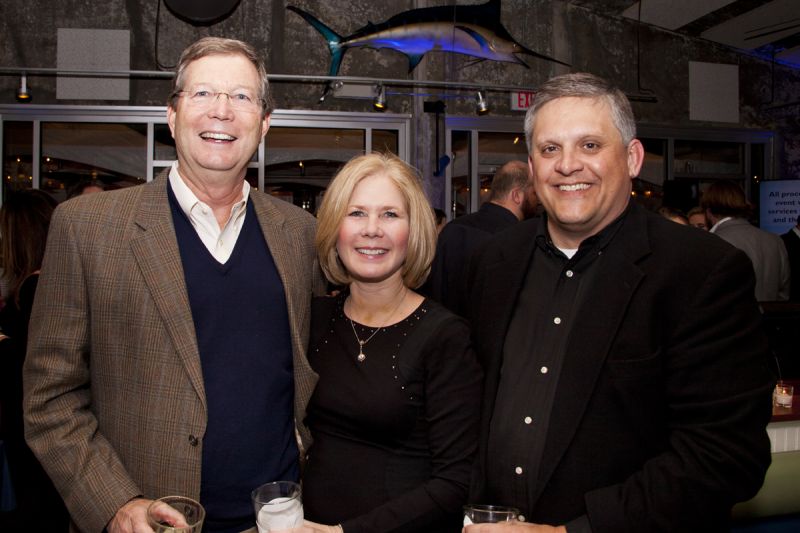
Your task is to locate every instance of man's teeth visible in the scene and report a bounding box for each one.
[357,248,386,256]
[200,132,235,141]
[559,183,590,191]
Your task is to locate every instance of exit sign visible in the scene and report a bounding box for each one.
[511,91,535,111]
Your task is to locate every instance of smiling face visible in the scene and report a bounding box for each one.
[529,96,644,248]
[167,53,269,187]
[336,173,410,287]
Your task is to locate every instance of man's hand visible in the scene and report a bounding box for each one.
[107,498,189,533]
[464,523,567,532]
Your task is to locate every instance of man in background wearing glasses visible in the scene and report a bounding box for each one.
[23,37,324,533]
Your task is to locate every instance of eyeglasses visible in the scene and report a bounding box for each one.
[174,89,264,113]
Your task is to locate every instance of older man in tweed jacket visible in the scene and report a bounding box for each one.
[23,37,324,533]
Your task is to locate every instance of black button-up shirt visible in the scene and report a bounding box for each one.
[486,208,628,526]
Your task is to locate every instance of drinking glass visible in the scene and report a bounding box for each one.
[252,481,303,533]
[463,504,519,525]
[146,495,205,533]
[775,381,794,408]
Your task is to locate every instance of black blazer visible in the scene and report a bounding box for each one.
[422,202,518,313]
[465,203,774,532]
[780,229,800,300]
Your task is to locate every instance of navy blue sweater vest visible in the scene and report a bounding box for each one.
[169,188,298,532]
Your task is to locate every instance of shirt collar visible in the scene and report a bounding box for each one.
[709,216,733,234]
[535,204,630,263]
[168,162,250,219]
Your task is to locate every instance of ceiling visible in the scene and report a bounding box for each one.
[569,0,800,68]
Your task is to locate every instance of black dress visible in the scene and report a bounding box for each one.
[303,294,482,533]
[0,275,69,531]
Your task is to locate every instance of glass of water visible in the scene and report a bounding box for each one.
[252,481,303,533]
[463,504,519,525]
[146,495,205,533]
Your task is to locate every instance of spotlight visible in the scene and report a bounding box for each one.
[475,90,489,115]
[373,84,386,111]
[16,73,31,103]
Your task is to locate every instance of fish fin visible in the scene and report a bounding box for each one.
[456,25,490,52]
[517,44,570,67]
[287,5,346,75]
[512,55,530,69]
[407,54,425,72]
[461,57,488,69]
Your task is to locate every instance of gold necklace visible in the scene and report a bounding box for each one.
[347,290,407,362]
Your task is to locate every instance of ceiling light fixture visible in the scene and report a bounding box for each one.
[373,84,387,111]
[475,90,489,115]
[16,73,31,103]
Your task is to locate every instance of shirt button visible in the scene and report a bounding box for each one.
[553,317,562,325]
[188,434,199,447]
[524,416,533,424]
[540,366,548,374]
[565,270,574,278]
[515,466,523,475]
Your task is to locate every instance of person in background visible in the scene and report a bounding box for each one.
[463,73,773,532]
[23,37,324,533]
[781,214,800,301]
[66,178,104,199]
[423,160,537,313]
[0,190,68,532]
[433,207,447,233]
[656,206,688,225]
[687,206,707,230]
[299,153,482,532]
[702,180,790,301]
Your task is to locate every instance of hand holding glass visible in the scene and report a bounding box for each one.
[463,504,519,525]
[146,496,205,533]
[252,481,304,533]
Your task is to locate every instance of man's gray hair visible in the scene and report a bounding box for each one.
[524,73,636,152]
[169,37,274,116]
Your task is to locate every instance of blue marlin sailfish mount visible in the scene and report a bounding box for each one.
[287,0,569,102]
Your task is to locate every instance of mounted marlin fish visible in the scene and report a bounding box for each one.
[287,0,569,101]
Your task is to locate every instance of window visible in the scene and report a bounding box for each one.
[0,106,410,210]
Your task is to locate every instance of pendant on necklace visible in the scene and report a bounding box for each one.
[357,341,366,362]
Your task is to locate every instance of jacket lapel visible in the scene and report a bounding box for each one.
[476,221,539,490]
[532,205,652,501]
[249,193,317,448]
[130,174,206,409]
[480,231,538,370]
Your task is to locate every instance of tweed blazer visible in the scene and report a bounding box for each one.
[23,171,325,532]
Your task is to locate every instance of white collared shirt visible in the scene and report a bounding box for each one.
[168,162,250,264]
[709,216,732,234]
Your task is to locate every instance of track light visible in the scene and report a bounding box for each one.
[373,84,386,111]
[16,73,31,103]
[475,90,489,115]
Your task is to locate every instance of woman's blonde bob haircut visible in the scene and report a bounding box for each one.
[316,153,437,289]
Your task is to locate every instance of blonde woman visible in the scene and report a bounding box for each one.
[300,153,482,533]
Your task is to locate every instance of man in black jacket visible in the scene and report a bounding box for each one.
[424,160,536,312]
[463,73,773,533]
[781,215,800,301]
